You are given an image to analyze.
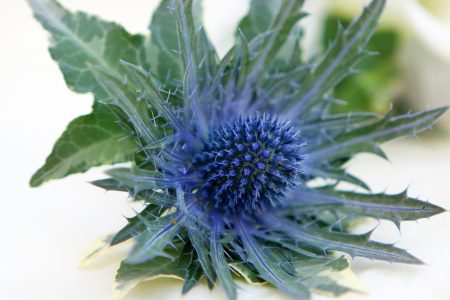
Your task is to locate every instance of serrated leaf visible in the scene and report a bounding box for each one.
[116,241,204,298]
[27,0,153,184]
[210,220,237,300]
[244,0,306,84]
[106,168,167,194]
[111,205,160,246]
[30,103,136,187]
[293,188,445,225]
[269,216,423,264]
[115,242,185,298]
[181,262,203,294]
[285,0,386,119]
[176,187,216,283]
[301,112,381,145]
[174,0,217,95]
[237,0,280,42]
[307,107,448,163]
[91,67,163,145]
[236,220,310,299]
[304,165,370,191]
[229,262,263,284]
[125,213,184,264]
[27,0,150,101]
[148,0,184,88]
[296,257,352,296]
[120,61,185,132]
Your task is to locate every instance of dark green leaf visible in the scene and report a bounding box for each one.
[30,103,136,187]
[181,262,203,294]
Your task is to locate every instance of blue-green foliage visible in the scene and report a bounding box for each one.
[29,0,447,299]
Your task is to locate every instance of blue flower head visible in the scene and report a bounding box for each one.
[28,0,448,299]
[192,113,305,214]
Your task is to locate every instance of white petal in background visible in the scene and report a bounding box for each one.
[0,1,449,300]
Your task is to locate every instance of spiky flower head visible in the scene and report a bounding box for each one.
[28,0,447,299]
[193,113,305,214]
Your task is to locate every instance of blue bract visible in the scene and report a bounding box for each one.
[28,0,447,299]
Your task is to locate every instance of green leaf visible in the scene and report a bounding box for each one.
[173,0,217,133]
[116,241,185,297]
[307,107,448,163]
[27,0,150,102]
[125,213,183,264]
[120,61,185,131]
[245,0,306,82]
[271,216,423,264]
[236,220,310,299]
[181,263,203,294]
[106,167,169,195]
[148,0,184,88]
[237,0,280,41]
[27,0,152,185]
[116,241,204,297]
[30,103,136,187]
[210,222,237,300]
[305,166,370,191]
[175,187,216,283]
[296,257,352,296]
[323,15,402,114]
[294,188,445,226]
[301,112,381,143]
[285,0,386,120]
[111,204,160,246]
[91,67,163,145]
[229,262,263,284]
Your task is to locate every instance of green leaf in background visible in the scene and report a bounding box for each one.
[30,103,136,187]
[323,14,402,114]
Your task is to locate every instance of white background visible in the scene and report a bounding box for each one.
[1,1,450,300]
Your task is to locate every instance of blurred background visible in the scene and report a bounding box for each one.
[0,0,449,300]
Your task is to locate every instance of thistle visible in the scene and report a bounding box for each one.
[28,0,447,299]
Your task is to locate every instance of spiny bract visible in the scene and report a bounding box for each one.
[28,0,447,299]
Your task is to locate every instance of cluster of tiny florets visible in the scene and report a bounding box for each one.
[191,114,305,214]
